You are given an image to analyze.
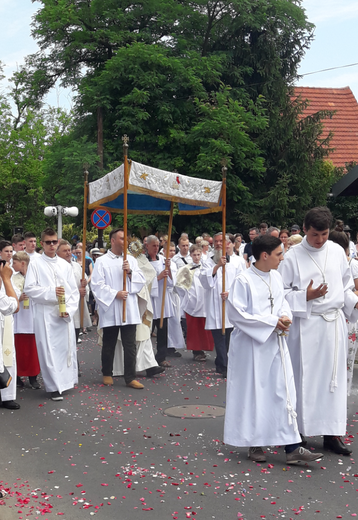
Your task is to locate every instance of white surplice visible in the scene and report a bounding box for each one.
[0,285,18,401]
[199,256,245,329]
[24,254,79,393]
[149,257,176,320]
[228,253,246,271]
[12,272,34,334]
[224,266,300,447]
[279,237,358,436]
[91,251,145,328]
[175,264,206,318]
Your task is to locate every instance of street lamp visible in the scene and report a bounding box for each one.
[44,205,79,239]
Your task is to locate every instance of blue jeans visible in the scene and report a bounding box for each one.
[210,328,233,371]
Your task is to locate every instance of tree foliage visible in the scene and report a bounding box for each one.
[6,0,337,236]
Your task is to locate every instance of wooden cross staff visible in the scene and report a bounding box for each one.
[160,201,174,328]
[122,134,129,323]
[221,159,227,336]
[80,168,89,329]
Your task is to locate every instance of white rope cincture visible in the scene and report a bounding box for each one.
[312,308,341,393]
[277,333,298,431]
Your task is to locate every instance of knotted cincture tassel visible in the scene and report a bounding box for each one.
[277,334,298,431]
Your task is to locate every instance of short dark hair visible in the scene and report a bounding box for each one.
[24,231,36,239]
[41,228,57,241]
[259,223,268,229]
[252,235,282,260]
[109,228,124,241]
[0,240,12,252]
[304,207,332,232]
[12,234,24,244]
[228,233,235,244]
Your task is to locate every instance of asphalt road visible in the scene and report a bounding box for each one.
[1,330,357,520]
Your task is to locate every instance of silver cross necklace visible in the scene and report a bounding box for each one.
[252,266,274,313]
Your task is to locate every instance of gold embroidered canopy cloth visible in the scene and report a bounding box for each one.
[88,160,223,215]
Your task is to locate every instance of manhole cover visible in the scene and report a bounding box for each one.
[164,404,225,419]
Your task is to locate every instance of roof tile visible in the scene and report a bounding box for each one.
[293,87,358,167]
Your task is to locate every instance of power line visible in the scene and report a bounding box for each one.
[301,62,358,77]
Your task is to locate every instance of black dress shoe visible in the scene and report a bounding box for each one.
[29,376,41,389]
[300,434,308,447]
[323,435,352,456]
[166,349,182,357]
[2,400,20,410]
[146,366,165,377]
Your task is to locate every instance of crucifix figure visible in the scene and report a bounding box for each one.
[268,294,274,313]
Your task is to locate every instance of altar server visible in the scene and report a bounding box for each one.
[24,228,79,401]
[280,207,358,456]
[225,235,323,464]
[175,245,214,361]
[0,263,19,409]
[91,228,146,389]
[12,252,41,389]
[146,235,178,366]
[113,244,164,378]
[199,232,245,377]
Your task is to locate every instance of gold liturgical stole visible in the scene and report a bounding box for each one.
[2,316,13,367]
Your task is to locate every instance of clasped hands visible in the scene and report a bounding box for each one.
[276,316,292,332]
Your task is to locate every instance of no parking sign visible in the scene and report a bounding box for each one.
[91,208,112,229]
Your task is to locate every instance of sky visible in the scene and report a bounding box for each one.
[1,0,358,111]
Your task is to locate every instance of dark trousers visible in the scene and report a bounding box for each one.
[211,328,233,370]
[180,317,187,340]
[153,317,168,364]
[102,325,136,384]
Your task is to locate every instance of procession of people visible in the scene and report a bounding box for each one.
[1,206,358,466]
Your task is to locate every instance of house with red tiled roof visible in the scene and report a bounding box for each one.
[293,86,358,168]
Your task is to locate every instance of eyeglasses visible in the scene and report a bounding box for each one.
[44,240,58,245]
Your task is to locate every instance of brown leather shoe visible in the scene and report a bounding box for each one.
[126,380,144,389]
[103,376,114,386]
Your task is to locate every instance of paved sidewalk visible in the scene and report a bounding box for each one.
[1,330,357,519]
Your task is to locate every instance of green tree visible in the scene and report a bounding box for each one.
[17,0,333,233]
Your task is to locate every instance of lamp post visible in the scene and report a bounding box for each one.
[44,206,79,239]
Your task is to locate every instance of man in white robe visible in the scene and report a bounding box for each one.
[24,232,41,259]
[172,237,193,269]
[225,235,323,464]
[280,207,358,456]
[24,228,79,401]
[113,251,164,378]
[199,233,245,377]
[0,263,19,409]
[91,228,146,389]
[146,235,177,367]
